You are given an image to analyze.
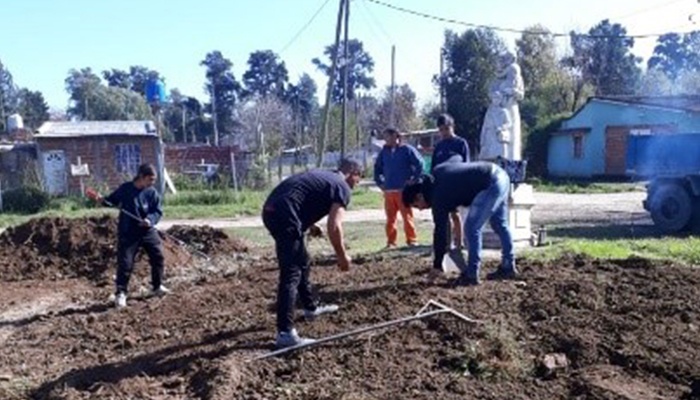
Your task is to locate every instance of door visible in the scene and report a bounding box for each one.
[605,127,628,176]
[42,150,67,195]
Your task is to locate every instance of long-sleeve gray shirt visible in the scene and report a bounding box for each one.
[430,162,494,270]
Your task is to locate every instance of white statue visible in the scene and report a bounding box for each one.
[479,52,525,161]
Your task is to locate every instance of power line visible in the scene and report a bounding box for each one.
[279,0,333,55]
[611,0,685,21]
[365,0,698,39]
[359,0,395,45]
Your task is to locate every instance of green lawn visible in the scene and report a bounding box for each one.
[524,236,700,266]
[229,219,700,267]
[530,178,644,194]
[0,187,384,228]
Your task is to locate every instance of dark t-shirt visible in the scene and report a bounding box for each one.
[430,136,470,172]
[430,162,495,269]
[263,169,351,236]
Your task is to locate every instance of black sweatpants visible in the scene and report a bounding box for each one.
[263,211,317,333]
[116,228,165,294]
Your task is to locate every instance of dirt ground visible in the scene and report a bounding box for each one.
[1,216,699,399]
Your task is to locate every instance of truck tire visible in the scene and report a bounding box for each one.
[649,183,692,233]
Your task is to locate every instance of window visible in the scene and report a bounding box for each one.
[573,135,584,159]
[114,144,141,176]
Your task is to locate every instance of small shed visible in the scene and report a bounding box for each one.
[548,96,700,178]
[0,142,38,190]
[34,121,163,195]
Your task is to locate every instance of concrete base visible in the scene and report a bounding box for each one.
[462,184,537,250]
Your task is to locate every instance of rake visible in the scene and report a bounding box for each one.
[85,187,212,262]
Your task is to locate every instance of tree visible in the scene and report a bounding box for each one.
[65,68,102,119]
[103,66,162,96]
[65,68,151,121]
[0,60,19,132]
[516,26,586,129]
[648,31,700,80]
[438,28,506,149]
[372,84,422,132]
[162,89,207,143]
[17,89,49,130]
[285,73,319,142]
[516,25,559,95]
[201,51,243,140]
[565,19,641,95]
[243,50,289,99]
[313,39,376,103]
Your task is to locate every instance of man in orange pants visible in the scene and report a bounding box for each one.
[374,127,425,247]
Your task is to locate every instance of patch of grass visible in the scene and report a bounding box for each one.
[443,320,530,380]
[529,178,643,194]
[348,187,383,210]
[524,236,700,265]
[227,219,434,257]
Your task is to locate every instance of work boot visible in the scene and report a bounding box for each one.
[115,292,127,308]
[425,268,444,284]
[486,267,520,281]
[304,304,339,320]
[151,285,171,297]
[454,274,480,287]
[275,329,316,349]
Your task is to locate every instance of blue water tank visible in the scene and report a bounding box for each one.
[145,79,166,104]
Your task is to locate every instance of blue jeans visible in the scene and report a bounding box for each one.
[463,167,514,279]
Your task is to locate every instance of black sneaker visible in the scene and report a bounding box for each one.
[486,268,520,281]
[454,275,480,287]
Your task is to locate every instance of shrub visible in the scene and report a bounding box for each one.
[2,186,51,214]
[524,113,571,178]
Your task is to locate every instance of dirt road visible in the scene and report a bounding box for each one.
[159,191,649,230]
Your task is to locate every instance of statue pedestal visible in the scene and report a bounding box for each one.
[474,184,536,249]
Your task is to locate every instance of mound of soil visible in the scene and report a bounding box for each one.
[0,216,243,284]
[2,254,700,399]
[166,225,248,256]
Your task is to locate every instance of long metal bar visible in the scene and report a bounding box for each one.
[426,300,481,325]
[250,309,449,361]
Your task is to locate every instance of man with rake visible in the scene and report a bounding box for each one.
[87,163,170,308]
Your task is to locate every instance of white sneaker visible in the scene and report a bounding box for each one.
[303,304,339,320]
[115,292,127,308]
[275,329,316,349]
[151,285,171,297]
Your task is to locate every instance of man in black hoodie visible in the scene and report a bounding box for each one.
[93,163,168,308]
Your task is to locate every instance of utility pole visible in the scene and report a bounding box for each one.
[181,102,187,143]
[317,0,347,167]
[340,0,350,159]
[439,47,446,113]
[389,45,396,127]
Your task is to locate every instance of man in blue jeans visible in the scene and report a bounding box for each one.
[402,161,517,285]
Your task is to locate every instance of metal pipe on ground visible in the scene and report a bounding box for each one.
[250,300,481,362]
[250,309,450,361]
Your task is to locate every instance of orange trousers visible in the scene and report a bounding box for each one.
[383,191,417,245]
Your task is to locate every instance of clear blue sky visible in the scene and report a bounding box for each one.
[1,0,697,110]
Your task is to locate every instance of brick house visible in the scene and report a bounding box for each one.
[34,121,163,195]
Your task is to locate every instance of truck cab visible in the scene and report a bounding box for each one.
[627,133,700,233]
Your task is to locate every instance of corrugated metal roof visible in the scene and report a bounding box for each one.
[35,121,158,138]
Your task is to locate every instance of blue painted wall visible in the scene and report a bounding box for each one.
[548,99,700,177]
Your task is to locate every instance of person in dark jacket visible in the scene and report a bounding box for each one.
[262,159,363,348]
[431,114,470,253]
[402,162,518,286]
[374,127,424,247]
[94,163,168,308]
